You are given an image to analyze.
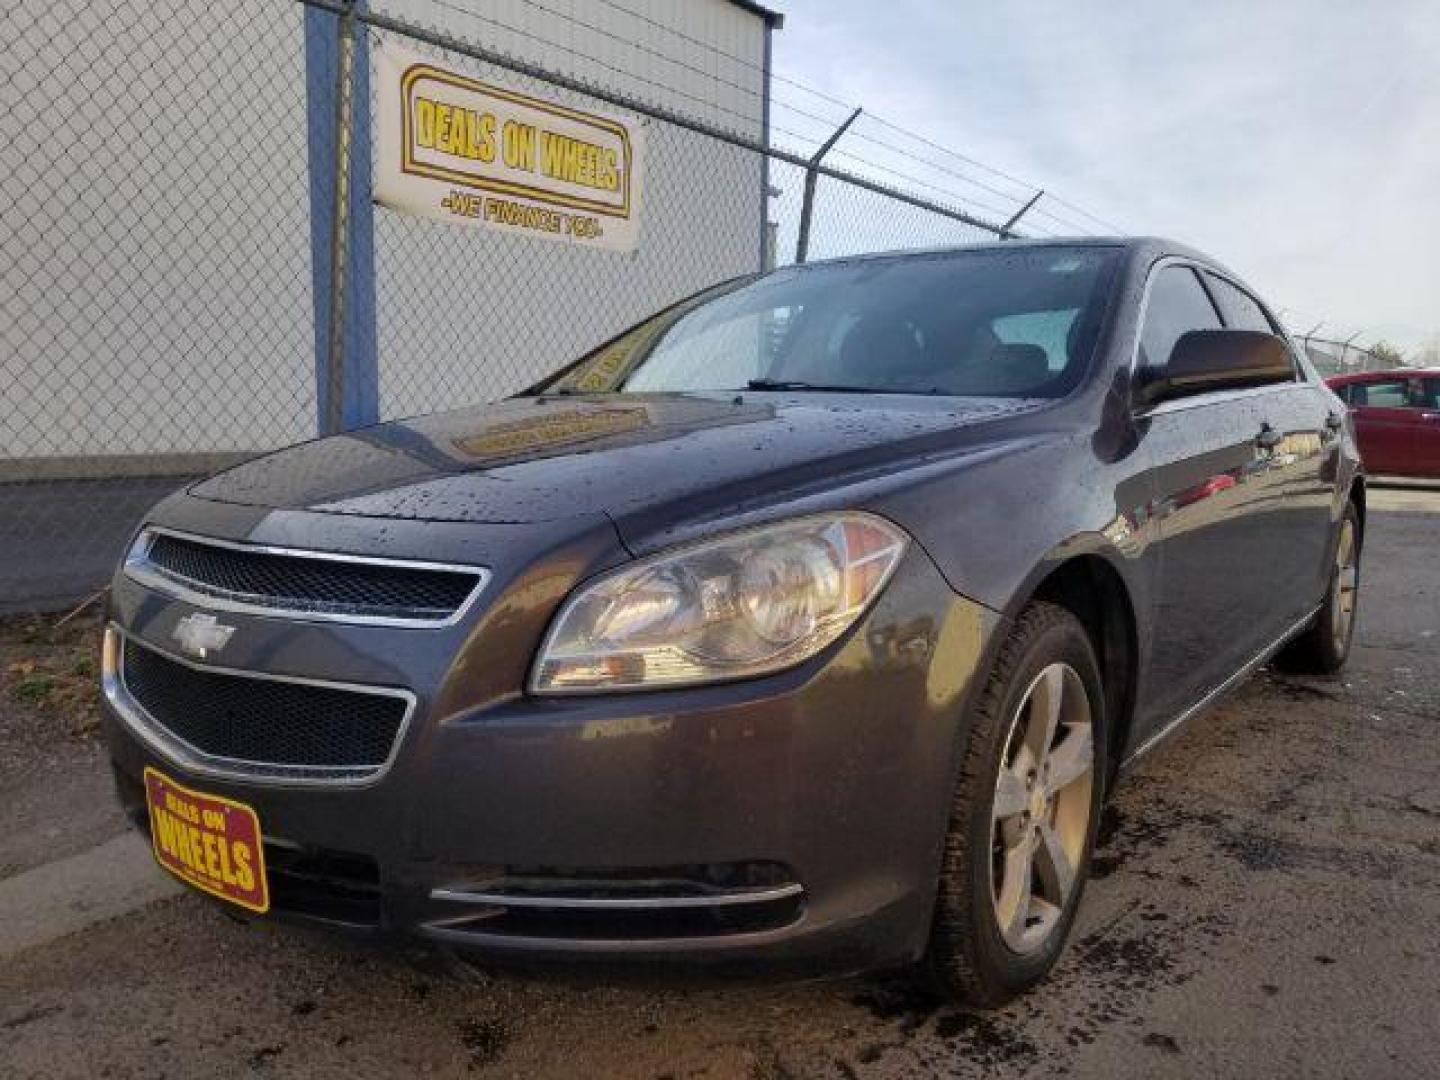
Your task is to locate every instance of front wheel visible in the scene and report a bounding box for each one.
[923,601,1107,1006]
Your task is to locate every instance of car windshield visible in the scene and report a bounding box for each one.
[538,245,1120,399]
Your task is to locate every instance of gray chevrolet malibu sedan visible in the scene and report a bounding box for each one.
[102,239,1363,1004]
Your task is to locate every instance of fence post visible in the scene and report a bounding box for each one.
[1337,331,1360,372]
[1000,189,1044,239]
[757,19,775,273]
[795,107,861,264]
[304,0,378,436]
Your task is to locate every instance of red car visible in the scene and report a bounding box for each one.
[1326,368,1440,478]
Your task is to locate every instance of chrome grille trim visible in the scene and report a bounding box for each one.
[102,625,417,788]
[123,526,490,628]
[429,883,804,910]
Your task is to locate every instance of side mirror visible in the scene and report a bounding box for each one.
[1136,330,1293,410]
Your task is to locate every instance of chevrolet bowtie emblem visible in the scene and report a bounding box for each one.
[172,613,235,659]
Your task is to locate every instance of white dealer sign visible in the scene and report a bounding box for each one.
[375,42,645,251]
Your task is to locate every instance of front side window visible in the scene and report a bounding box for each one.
[543,246,1121,399]
[1138,265,1221,371]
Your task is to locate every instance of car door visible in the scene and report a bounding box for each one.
[1132,263,1299,729]
[1201,272,1334,610]
[1345,376,1421,475]
[1411,377,1440,476]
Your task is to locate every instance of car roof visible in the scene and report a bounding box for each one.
[1326,367,1440,385]
[797,235,1243,282]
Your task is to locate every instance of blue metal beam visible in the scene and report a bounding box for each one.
[304,2,378,435]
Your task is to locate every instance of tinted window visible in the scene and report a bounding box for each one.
[547,246,1121,399]
[1350,379,1412,408]
[1419,378,1440,409]
[1139,266,1221,370]
[1203,273,1273,332]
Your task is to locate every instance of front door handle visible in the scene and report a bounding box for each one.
[1255,423,1283,451]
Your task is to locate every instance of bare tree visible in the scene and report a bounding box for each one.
[1367,340,1406,369]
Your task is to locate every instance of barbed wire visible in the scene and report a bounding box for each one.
[483,0,770,105]
[419,0,1123,237]
[821,146,1049,231]
[412,0,1389,324]
[420,0,766,131]
[587,0,1117,238]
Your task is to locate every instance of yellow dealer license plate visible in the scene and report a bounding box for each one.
[143,767,269,913]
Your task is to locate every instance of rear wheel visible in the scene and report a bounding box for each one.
[923,602,1106,1006]
[1275,502,1361,676]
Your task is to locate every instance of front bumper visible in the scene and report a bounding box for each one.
[102,509,1002,974]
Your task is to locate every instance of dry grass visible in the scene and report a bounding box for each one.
[0,602,105,741]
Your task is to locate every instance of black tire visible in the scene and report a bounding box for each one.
[1274,501,1361,677]
[922,601,1108,1007]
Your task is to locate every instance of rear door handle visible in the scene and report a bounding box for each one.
[1256,423,1283,450]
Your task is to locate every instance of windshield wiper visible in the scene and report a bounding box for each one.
[744,378,936,395]
[745,378,825,391]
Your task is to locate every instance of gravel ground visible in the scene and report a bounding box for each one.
[1,503,1437,1079]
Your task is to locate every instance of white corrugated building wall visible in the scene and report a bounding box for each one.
[0,0,778,468]
[370,0,779,421]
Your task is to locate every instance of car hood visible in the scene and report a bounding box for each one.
[192,392,1036,536]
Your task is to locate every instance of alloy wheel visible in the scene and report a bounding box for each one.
[1331,517,1358,653]
[990,662,1095,954]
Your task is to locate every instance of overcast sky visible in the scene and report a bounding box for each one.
[769,0,1438,355]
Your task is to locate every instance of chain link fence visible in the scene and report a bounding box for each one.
[2,0,1009,612]
[2,0,317,610]
[1297,337,1391,376]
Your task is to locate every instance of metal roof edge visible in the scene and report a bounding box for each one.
[723,0,784,28]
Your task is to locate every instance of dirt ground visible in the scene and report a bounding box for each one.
[0,608,123,880]
[1,499,1437,1079]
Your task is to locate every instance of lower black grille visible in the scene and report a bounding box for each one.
[265,844,382,927]
[121,638,410,780]
[140,531,482,622]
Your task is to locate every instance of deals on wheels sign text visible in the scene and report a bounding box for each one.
[375,42,644,251]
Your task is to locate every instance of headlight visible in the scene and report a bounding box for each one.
[531,512,908,694]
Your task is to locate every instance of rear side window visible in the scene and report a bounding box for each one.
[1419,378,1440,409]
[1139,266,1221,370]
[1350,379,1411,408]
[1202,273,1273,332]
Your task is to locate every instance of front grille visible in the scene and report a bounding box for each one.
[135,530,483,624]
[120,637,411,781]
